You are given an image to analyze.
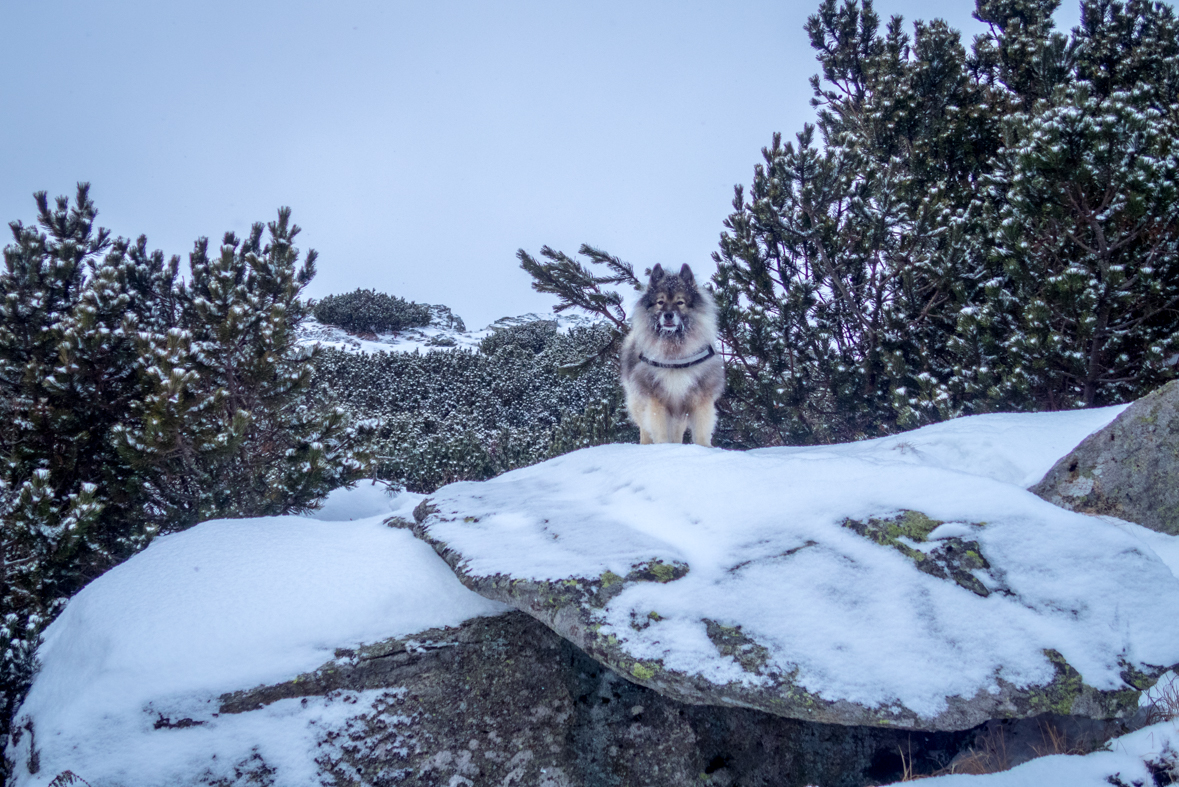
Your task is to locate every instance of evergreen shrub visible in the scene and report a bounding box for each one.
[313,288,433,334]
[478,320,559,356]
[314,321,635,493]
[0,186,372,760]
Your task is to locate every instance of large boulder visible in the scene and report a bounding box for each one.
[220,611,983,787]
[412,410,1179,733]
[1032,380,1179,534]
[4,510,508,786]
[0,489,992,787]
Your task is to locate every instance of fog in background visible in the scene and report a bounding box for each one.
[2,0,1081,329]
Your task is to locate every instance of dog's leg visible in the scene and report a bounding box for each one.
[689,401,717,447]
[626,390,652,444]
[648,401,673,443]
[670,413,689,444]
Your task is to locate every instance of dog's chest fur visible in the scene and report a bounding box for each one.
[621,337,724,414]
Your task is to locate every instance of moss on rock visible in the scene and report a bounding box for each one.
[704,619,772,676]
[628,559,690,584]
[841,511,996,597]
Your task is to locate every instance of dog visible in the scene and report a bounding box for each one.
[621,263,724,446]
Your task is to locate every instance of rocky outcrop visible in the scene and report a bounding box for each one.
[409,441,1179,734]
[414,506,1158,734]
[425,304,465,333]
[222,611,988,786]
[1032,380,1179,534]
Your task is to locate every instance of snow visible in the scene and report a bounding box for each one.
[298,311,602,356]
[14,689,397,787]
[10,404,1179,786]
[304,479,418,521]
[423,405,1179,718]
[6,486,505,787]
[752,404,1128,488]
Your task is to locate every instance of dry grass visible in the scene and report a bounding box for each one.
[889,676,1179,785]
[897,739,918,781]
[895,719,1093,782]
[1145,672,1179,725]
[945,723,1012,776]
[894,725,1010,781]
[1031,719,1094,758]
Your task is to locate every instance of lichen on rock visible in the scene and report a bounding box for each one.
[841,511,998,597]
[704,619,772,675]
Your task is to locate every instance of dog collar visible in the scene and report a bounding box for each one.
[638,345,716,369]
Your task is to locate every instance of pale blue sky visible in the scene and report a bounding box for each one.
[2,0,1081,328]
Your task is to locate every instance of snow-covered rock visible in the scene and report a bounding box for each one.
[298,309,602,356]
[11,407,1179,786]
[5,484,978,787]
[5,487,509,787]
[1034,378,1179,535]
[414,406,1179,732]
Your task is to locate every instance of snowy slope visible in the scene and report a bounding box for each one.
[298,310,602,355]
[5,484,507,787]
[420,405,1179,729]
[9,407,1179,786]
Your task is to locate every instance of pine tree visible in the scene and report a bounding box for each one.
[712,0,1179,445]
[2,191,373,757]
[0,185,124,733]
[114,209,372,529]
[714,0,1002,445]
[516,244,642,370]
[971,0,1075,105]
[952,0,1179,409]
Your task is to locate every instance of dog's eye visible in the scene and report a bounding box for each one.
[675,300,685,307]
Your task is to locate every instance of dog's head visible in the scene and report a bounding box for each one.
[638,264,702,338]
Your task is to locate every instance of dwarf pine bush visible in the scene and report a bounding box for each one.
[314,321,635,492]
[313,288,433,334]
[710,0,1179,446]
[0,187,372,760]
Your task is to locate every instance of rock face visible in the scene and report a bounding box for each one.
[425,304,465,332]
[220,611,980,787]
[1032,380,1179,535]
[415,507,1154,734]
[410,442,1179,733]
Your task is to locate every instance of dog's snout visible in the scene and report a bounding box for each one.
[663,311,675,321]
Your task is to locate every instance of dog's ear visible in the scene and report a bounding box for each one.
[679,264,695,287]
[649,264,665,284]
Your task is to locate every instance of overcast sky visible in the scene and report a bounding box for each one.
[2,0,1082,329]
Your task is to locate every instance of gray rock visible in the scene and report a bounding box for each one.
[426,304,465,333]
[412,502,1164,734]
[221,611,987,786]
[1032,380,1179,534]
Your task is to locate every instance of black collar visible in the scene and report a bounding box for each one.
[638,345,716,369]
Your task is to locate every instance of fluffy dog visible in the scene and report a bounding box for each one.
[621,264,724,446]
